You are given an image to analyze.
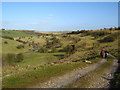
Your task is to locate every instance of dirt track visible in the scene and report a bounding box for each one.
[31,54,118,88]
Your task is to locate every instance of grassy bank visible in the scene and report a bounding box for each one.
[3,57,102,88]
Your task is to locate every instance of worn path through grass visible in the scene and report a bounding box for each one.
[31,58,106,88]
[66,55,118,88]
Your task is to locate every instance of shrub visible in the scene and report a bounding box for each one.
[4,41,8,44]
[99,36,114,43]
[89,31,110,38]
[16,53,24,62]
[29,43,31,46]
[45,37,61,48]
[2,36,14,40]
[63,45,75,54]
[16,39,27,44]
[67,30,110,38]
[67,30,88,34]
[38,47,47,53]
[74,38,81,43]
[2,29,5,30]
[51,47,56,53]
[5,53,24,65]
[6,53,16,65]
[109,27,113,31]
[58,49,65,52]
[6,53,14,64]
[16,44,24,49]
[99,32,119,43]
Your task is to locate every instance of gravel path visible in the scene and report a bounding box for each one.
[31,54,118,88]
[32,59,107,88]
[88,55,118,88]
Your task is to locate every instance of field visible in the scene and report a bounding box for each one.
[1,28,119,88]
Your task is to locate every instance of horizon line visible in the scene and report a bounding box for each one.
[1,27,118,32]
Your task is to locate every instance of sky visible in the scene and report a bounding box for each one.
[2,2,118,31]
[1,0,120,2]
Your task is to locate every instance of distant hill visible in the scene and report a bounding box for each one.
[0,30,35,37]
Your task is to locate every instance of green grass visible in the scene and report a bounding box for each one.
[76,36,97,49]
[66,58,114,88]
[2,38,33,54]
[19,52,65,66]
[15,36,46,47]
[3,61,90,88]
[1,30,35,37]
[2,52,65,76]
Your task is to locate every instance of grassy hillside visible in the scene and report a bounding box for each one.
[14,36,46,47]
[2,28,119,88]
[1,30,35,37]
[2,38,33,54]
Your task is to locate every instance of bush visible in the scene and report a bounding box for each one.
[99,32,119,43]
[4,41,8,44]
[89,31,110,38]
[63,45,75,54]
[16,53,24,62]
[6,53,16,65]
[67,30,110,38]
[51,47,56,53]
[38,47,47,53]
[45,37,61,48]
[67,30,88,34]
[99,36,114,43]
[58,49,65,52]
[5,53,24,65]
[2,36,14,40]
[16,39,27,44]
[16,44,24,49]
